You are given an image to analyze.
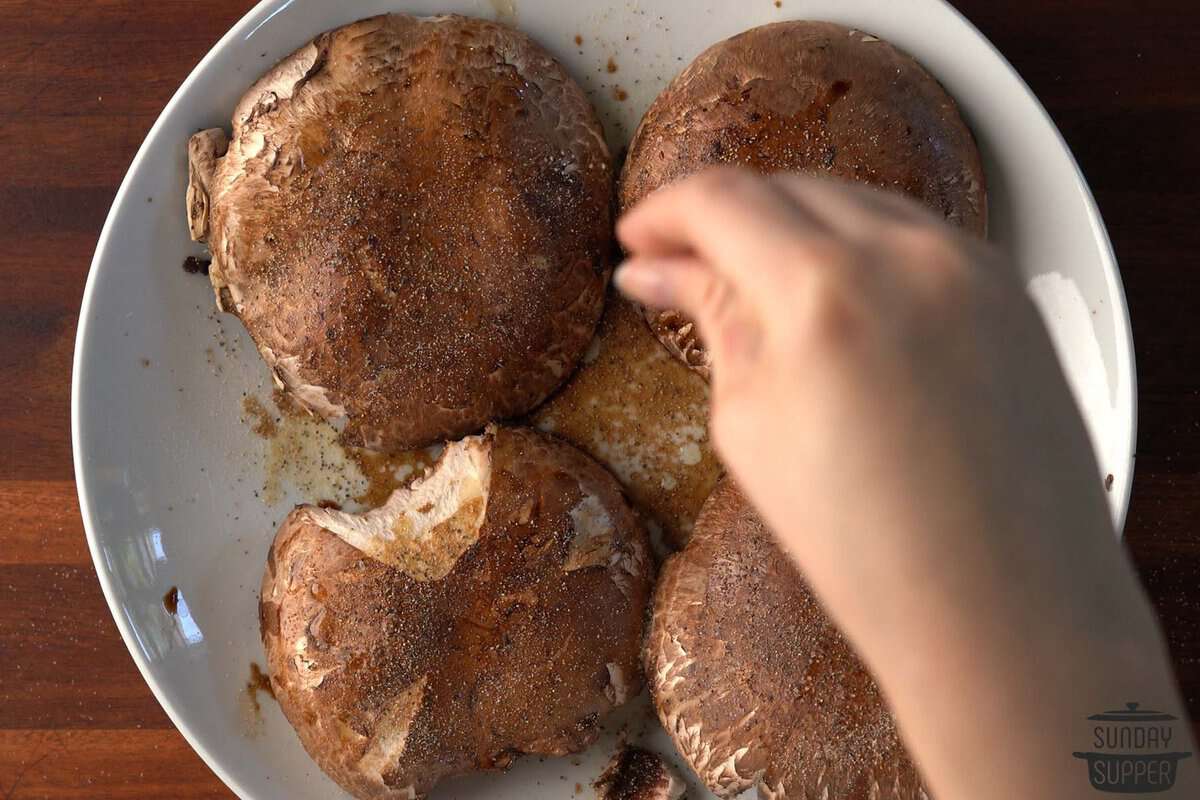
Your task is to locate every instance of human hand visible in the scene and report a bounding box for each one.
[615,167,1195,799]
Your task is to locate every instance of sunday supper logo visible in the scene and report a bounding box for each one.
[1073,702,1192,793]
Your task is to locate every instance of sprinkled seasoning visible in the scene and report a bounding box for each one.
[649,481,926,797]
[199,14,611,452]
[619,21,987,236]
[261,428,654,796]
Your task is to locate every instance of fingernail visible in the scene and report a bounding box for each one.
[614,262,671,307]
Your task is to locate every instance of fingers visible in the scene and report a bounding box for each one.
[613,255,729,315]
[770,173,936,235]
[614,255,762,373]
[770,173,1011,290]
[616,167,829,304]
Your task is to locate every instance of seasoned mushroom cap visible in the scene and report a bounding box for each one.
[619,21,987,378]
[645,479,925,799]
[189,14,612,450]
[260,427,654,799]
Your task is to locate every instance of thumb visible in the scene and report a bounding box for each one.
[614,256,760,376]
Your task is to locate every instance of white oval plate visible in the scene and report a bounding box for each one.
[73,1,1135,798]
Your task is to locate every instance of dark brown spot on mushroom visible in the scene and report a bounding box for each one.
[259,599,280,636]
[595,746,676,800]
[182,255,211,275]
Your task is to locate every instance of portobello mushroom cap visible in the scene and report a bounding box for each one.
[619,21,987,379]
[189,14,612,450]
[645,479,926,799]
[260,426,654,799]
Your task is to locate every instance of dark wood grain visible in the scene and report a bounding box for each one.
[0,0,1197,796]
[0,731,225,799]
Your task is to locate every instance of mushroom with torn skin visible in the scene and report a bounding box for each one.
[645,479,927,799]
[619,20,987,378]
[189,14,612,451]
[260,426,654,800]
[594,746,687,800]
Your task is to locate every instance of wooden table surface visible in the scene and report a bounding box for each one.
[1,0,1197,796]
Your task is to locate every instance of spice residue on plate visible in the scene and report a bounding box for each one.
[242,393,367,506]
[531,295,721,548]
[246,661,275,713]
[614,86,629,102]
[163,586,180,614]
[260,411,368,507]
[487,0,517,23]
[240,661,277,737]
[575,34,584,46]
[242,395,279,439]
[607,56,619,73]
[241,392,435,510]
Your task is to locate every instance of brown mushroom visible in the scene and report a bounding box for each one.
[645,479,926,799]
[189,14,612,451]
[260,426,654,799]
[619,21,987,378]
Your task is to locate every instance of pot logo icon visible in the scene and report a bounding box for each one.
[1073,702,1192,793]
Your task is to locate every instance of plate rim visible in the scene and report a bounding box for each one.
[934,1,1138,533]
[70,2,1137,798]
[72,3,294,797]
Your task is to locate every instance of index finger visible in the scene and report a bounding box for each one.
[617,167,830,303]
